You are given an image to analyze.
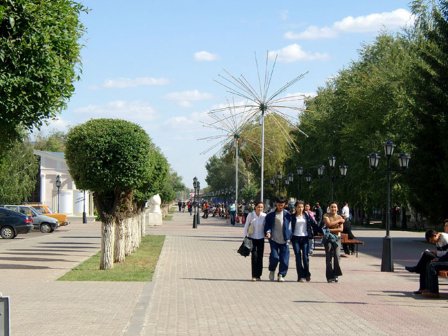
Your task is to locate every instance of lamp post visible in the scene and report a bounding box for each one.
[192,177,198,229]
[55,175,61,213]
[296,166,303,199]
[305,173,312,198]
[196,181,201,225]
[82,190,87,224]
[317,156,347,202]
[276,171,282,195]
[368,140,410,272]
[328,155,336,201]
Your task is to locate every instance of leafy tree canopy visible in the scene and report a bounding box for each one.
[0,137,38,204]
[0,0,86,145]
[65,119,152,194]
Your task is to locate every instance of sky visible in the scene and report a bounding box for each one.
[40,0,415,188]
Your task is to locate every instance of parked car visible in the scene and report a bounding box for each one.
[0,207,34,239]
[0,205,59,233]
[25,203,70,226]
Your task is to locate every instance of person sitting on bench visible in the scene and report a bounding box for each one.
[405,229,448,297]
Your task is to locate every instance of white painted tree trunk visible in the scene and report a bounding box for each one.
[114,218,125,263]
[125,217,132,256]
[141,209,146,237]
[100,220,114,270]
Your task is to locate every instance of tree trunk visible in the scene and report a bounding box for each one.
[100,220,114,270]
[125,217,132,256]
[114,218,125,263]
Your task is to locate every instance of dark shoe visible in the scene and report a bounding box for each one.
[413,290,423,295]
[422,290,440,298]
[306,276,311,282]
[405,266,417,273]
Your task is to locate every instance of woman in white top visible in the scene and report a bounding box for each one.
[243,201,266,281]
[291,200,319,282]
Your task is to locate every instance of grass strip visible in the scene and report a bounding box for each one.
[58,235,165,281]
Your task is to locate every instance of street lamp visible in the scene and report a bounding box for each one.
[55,175,61,213]
[368,140,411,272]
[305,173,312,184]
[317,156,347,202]
[276,171,283,195]
[296,166,303,198]
[196,181,201,225]
[192,177,198,228]
[82,190,87,224]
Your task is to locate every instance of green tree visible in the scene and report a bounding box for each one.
[291,33,415,222]
[0,137,38,204]
[406,0,448,224]
[33,130,67,152]
[65,119,152,270]
[0,0,85,147]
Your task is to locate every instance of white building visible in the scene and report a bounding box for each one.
[33,150,94,217]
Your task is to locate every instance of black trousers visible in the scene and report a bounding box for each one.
[342,220,355,254]
[250,238,265,278]
[416,250,437,290]
[427,261,448,293]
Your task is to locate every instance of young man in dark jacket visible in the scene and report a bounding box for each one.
[264,196,292,282]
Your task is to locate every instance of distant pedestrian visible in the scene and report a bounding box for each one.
[341,202,356,256]
[229,203,236,225]
[264,196,292,282]
[243,201,266,281]
[313,202,323,227]
[178,200,182,212]
[188,201,192,216]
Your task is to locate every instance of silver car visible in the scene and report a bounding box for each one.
[1,205,59,233]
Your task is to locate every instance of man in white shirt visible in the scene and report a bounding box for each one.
[341,202,355,256]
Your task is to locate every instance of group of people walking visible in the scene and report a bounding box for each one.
[243,196,347,283]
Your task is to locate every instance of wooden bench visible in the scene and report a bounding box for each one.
[341,233,364,257]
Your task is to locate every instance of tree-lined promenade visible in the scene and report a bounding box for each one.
[204,1,448,228]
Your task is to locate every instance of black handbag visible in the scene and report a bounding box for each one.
[237,237,253,257]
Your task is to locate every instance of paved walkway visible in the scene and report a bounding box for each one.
[0,212,446,335]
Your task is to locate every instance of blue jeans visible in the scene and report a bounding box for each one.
[291,236,310,279]
[230,211,236,225]
[268,240,290,277]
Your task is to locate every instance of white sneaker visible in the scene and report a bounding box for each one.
[278,275,285,282]
[269,271,275,281]
[252,277,257,282]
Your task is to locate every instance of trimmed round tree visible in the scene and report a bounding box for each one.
[65,119,151,269]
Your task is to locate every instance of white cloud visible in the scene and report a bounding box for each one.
[285,8,414,40]
[164,90,213,107]
[269,44,329,63]
[30,117,71,137]
[74,100,157,123]
[279,10,289,21]
[194,51,218,62]
[100,77,169,89]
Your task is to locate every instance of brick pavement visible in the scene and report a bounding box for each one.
[133,212,447,336]
[1,212,446,336]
